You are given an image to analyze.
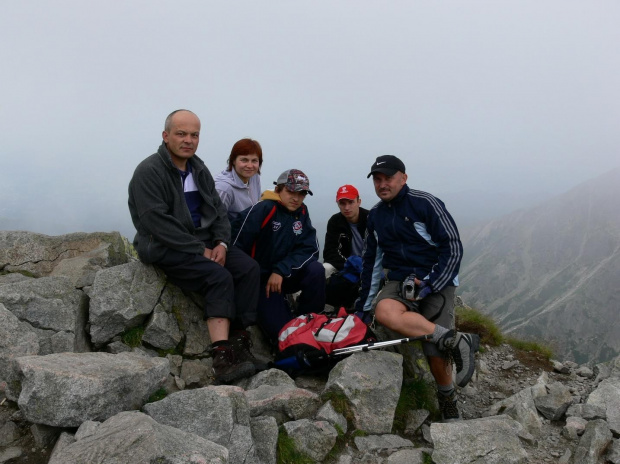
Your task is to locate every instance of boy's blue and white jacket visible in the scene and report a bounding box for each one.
[355,184,463,312]
[231,191,320,278]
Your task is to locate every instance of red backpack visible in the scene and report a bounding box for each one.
[274,308,377,376]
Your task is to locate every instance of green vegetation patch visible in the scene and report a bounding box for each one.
[157,345,184,357]
[456,306,502,346]
[122,236,139,259]
[324,424,347,462]
[121,326,145,348]
[17,270,37,278]
[321,391,355,425]
[456,305,553,365]
[171,305,184,326]
[393,377,438,433]
[506,336,553,360]
[349,429,368,438]
[146,388,167,404]
[277,429,314,464]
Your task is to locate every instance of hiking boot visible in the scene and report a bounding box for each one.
[230,330,269,372]
[211,344,255,385]
[437,330,480,388]
[438,391,460,422]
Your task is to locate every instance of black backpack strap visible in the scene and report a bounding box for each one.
[314,318,332,339]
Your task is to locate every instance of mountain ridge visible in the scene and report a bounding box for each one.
[459,167,620,364]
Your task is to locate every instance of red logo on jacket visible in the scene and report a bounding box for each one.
[292,221,303,235]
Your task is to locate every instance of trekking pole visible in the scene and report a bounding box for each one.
[328,334,433,357]
[272,334,433,373]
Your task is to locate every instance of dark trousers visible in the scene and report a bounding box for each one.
[155,244,259,328]
[258,260,326,341]
[325,272,360,310]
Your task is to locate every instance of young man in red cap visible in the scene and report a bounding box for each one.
[323,184,369,309]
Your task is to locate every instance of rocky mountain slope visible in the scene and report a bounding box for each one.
[1,230,619,463]
[459,167,620,364]
[2,326,619,463]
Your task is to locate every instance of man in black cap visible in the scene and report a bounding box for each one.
[354,155,479,422]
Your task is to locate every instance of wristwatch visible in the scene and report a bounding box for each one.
[216,241,228,251]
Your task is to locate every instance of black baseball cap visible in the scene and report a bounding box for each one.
[367,155,406,178]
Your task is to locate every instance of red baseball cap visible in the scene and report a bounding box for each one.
[336,184,359,201]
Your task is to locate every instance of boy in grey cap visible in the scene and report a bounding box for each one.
[232,169,325,341]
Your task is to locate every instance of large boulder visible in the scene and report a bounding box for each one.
[250,416,278,464]
[587,377,620,436]
[484,385,543,435]
[533,381,573,421]
[282,419,338,462]
[431,415,529,464]
[0,276,89,354]
[158,282,210,355]
[144,386,249,444]
[163,284,212,356]
[144,385,264,464]
[88,261,165,346]
[244,369,321,424]
[142,304,183,350]
[0,303,39,401]
[572,419,613,464]
[47,411,228,464]
[16,352,169,427]
[0,231,130,285]
[323,350,403,434]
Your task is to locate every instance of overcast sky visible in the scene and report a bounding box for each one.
[1,1,618,242]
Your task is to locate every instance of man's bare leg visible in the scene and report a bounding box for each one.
[376,298,461,421]
[374,299,436,336]
[375,299,453,383]
[429,355,452,385]
[207,317,230,343]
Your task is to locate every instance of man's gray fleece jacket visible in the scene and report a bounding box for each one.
[128,142,230,264]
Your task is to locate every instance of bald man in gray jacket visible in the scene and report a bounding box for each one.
[128,109,260,384]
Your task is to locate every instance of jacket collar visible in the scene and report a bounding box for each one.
[230,168,251,188]
[276,200,306,216]
[384,184,410,205]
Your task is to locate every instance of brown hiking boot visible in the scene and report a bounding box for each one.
[230,330,269,372]
[211,344,255,384]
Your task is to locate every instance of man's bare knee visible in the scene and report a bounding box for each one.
[375,299,407,324]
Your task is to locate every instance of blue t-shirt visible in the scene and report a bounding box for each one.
[178,163,202,228]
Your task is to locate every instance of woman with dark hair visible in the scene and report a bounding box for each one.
[215,138,263,220]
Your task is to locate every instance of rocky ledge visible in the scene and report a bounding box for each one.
[0,231,619,464]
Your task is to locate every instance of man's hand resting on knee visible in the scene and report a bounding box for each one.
[204,245,227,266]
